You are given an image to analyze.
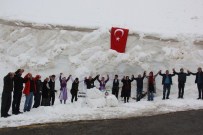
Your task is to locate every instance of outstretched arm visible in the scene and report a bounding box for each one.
[66,75,71,82]
[159,70,164,76]
[142,71,146,79]
[105,75,109,83]
[173,69,179,75]
[188,71,196,75]
[93,75,100,82]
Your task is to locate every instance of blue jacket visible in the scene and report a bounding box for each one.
[159,73,175,85]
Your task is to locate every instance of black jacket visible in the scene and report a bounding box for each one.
[71,81,79,94]
[174,71,190,84]
[84,76,98,89]
[190,72,203,84]
[133,77,145,89]
[14,74,26,92]
[112,79,119,89]
[49,80,55,93]
[35,80,43,94]
[121,79,134,97]
[3,74,14,93]
[42,80,50,98]
[159,73,175,85]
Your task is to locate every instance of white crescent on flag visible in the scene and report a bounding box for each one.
[114,29,124,42]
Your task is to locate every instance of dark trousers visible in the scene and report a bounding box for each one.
[12,91,22,113]
[33,93,41,108]
[197,83,203,99]
[124,97,129,103]
[136,88,142,101]
[1,92,12,117]
[41,98,50,106]
[178,83,185,98]
[163,84,171,99]
[50,93,55,105]
[112,87,119,99]
[71,93,78,103]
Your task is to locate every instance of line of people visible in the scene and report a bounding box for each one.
[1,67,203,118]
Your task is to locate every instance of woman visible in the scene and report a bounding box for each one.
[23,73,36,112]
[146,72,158,101]
[121,75,134,103]
[41,78,50,106]
[70,78,79,103]
[97,75,109,91]
[59,73,71,104]
[33,75,42,108]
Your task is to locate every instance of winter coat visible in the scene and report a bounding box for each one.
[42,80,50,98]
[121,79,134,97]
[71,81,79,95]
[23,74,36,95]
[3,73,14,93]
[112,79,119,89]
[133,77,145,89]
[190,72,203,84]
[174,71,190,84]
[84,76,98,89]
[35,80,43,94]
[14,72,26,92]
[49,80,55,94]
[159,73,175,85]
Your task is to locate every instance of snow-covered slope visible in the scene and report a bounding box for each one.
[0,0,203,37]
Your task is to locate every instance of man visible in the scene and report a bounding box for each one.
[49,75,56,105]
[1,72,14,117]
[112,75,119,99]
[84,75,99,89]
[133,71,146,101]
[33,75,43,108]
[173,68,190,99]
[189,67,203,99]
[12,69,26,115]
[159,70,175,100]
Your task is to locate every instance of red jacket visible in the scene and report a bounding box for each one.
[23,73,36,95]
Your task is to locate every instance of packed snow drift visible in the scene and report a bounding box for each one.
[0,0,203,128]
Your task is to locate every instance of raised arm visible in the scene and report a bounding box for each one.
[159,70,164,76]
[93,75,100,82]
[173,69,179,75]
[142,71,146,79]
[105,75,109,83]
[66,75,71,82]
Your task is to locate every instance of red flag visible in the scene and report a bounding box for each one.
[111,27,129,53]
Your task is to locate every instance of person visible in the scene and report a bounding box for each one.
[146,71,158,101]
[97,75,109,91]
[121,75,134,103]
[112,75,119,99]
[33,75,42,108]
[84,75,99,89]
[189,67,203,99]
[12,69,26,115]
[133,71,146,101]
[159,70,175,100]
[1,72,14,117]
[49,75,56,106]
[173,68,190,99]
[23,73,36,112]
[70,78,79,103]
[59,73,71,104]
[41,78,50,106]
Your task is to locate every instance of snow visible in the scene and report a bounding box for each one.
[0,0,203,128]
[0,0,203,37]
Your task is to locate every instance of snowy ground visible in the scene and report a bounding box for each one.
[0,0,203,128]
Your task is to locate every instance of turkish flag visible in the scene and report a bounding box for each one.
[111,27,129,53]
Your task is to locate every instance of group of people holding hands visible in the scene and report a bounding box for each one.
[1,67,203,118]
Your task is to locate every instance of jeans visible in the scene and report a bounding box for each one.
[136,88,143,101]
[148,92,154,101]
[24,92,33,112]
[163,84,171,99]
